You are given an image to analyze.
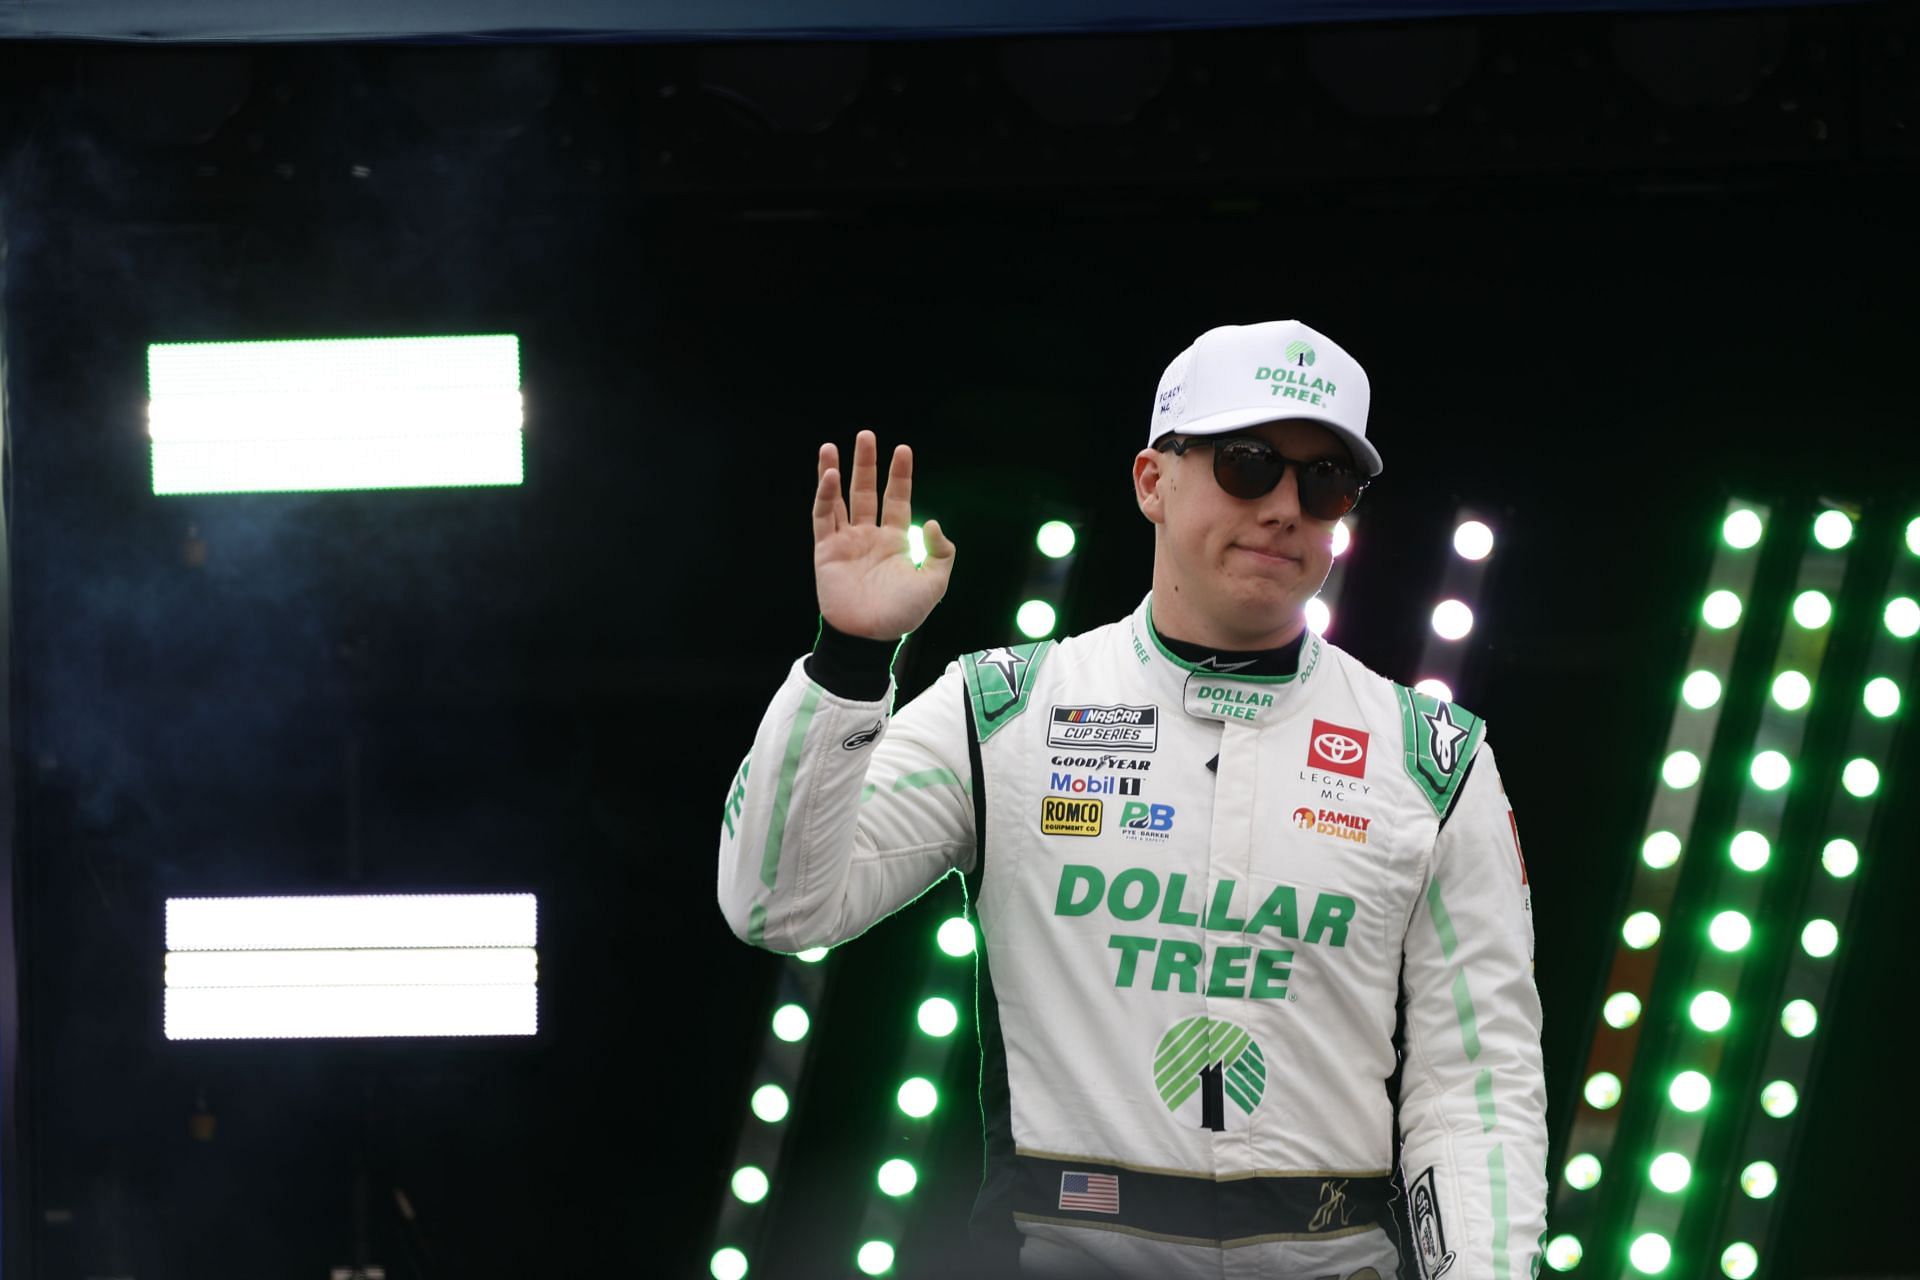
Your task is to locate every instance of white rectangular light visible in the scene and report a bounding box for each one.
[147,335,524,494]
[164,894,539,1040]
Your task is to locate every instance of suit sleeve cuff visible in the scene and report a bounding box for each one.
[805,619,899,702]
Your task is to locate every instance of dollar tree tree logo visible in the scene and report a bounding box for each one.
[1154,1016,1266,1132]
[1284,340,1316,367]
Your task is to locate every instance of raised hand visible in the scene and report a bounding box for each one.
[812,430,956,641]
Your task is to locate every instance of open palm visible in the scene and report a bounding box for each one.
[813,430,956,641]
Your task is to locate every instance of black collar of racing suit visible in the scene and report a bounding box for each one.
[1153,626,1306,679]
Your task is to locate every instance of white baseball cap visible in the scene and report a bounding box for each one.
[1148,319,1380,476]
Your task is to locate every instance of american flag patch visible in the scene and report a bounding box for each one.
[1058,1171,1120,1214]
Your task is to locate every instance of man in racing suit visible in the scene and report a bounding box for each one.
[718,319,1546,1279]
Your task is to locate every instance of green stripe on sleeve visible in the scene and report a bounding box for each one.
[1476,1068,1497,1132]
[892,768,962,792]
[1451,969,1482,1061]
[760,683,823,895]
[1489,1143,1510,1280]
[1427,875,1459,961]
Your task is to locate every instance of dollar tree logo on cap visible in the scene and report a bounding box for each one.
[1284,340,1316,367]
[1154,1015,1266,1130]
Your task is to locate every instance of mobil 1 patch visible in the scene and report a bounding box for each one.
[1047,704,1158,752]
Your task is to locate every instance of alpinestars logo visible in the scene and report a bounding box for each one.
[976,647,1030,701]
[1192,655,1257,673]
[1307,720,1370,779]
[1423,702,1470,775]
[1154,1016,1265,1133]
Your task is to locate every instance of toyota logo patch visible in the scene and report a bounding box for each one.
[1307,719,1370,779]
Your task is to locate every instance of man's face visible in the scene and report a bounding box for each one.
[1134,418,1351,647]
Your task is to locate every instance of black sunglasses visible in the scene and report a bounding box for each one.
[1157,434,1368,520]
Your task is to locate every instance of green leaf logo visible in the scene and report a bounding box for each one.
[1284,340,1316,367]
[1154,1015,1266,1121]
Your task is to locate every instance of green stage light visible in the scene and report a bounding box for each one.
[1546,1235,1584,1271]
[1642,831,1682,870]
[1813,509,1854,549]
[897,1077,938,1118]
[1721,1242,1759,1279]
[1740,1162,1778,1199]
[1454,520,1495,560]
[1565,1154,1602,1189]
[1760,1080,1799,1118]
[1770,671,1811,711]
[771,1004,810,1043]
[1884,597,1919,639]
[1842,758,1880,797]
[712,1247,749,1280]
[1036,521,1077,559]
[1728,831,1770,872]
[1630,1232,1672,1274]
[1908,516,1920,557]
[751,1085,790,1124]
[1414,677,1454,703]
[1649,1152,1691,1193]
[1793,590,1833,629]
[1782,1000,1817,1038]
[1801,919,1838,958]
[878,1158,918,1197]
[1584,1071,1623,1109]
[1691,990,1732,1032]
[1304,597,1331,636]
[937,916,976,957]
[1722,509,1763,549]
[1709,910,1752,952]
[908,525,928,567]
[857,1240,896,1276]
[1016,600,1057,640]
[795,946,829,964]
[1703,590,1743,629]
[917,997,959,1038]
[1681,670,1723,709]
[1670,1071,1711,1113]
[1661,751,1702,790]
[1750,751,1790,791]
[1623,912,1662,949]
[1864,677,1901,718]
[1821,838,1859,878]
[1604,992,1643,1028]
[731,1166,770,1205]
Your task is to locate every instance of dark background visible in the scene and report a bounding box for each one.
[1,5,1917,1277]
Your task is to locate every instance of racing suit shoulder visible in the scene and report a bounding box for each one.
[716,654,976,955]
[959,639,1056,744]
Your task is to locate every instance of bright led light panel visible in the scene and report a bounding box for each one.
[147,335,524,494]
[167,893,536,951]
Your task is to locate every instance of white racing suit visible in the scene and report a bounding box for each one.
[718,595,1546,1279]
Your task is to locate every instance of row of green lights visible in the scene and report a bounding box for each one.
[1585,991,1820,1056]
[1544,1235,1761,1276]
[1721,508,1868,553]
[1564,1079,1799,1184]
[1661,749,1881,794]
[1683,671,1904,716]
[1641,830,1859,878]
[904,517,1075,565]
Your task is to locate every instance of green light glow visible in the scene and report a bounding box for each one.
[1907,515,1920,557]
[1036,521,1077,558]
[1546,1235,1584,1271]
[1729,830,1770,872]
[1016,599,1057,640]
[1623,912,1662,950]
[897,1077,938,1118]
[1864,677,1901,718]
[795,946,829,963]
[917,997,959,1038]
[1661,751,1702,790]
[771,1004,810,1042]
[1822,838,1859,878]
[1630,1232,1672,1274]
[1691,990,1732,1032]
[907,525,928,567]
[857,1240,896,1276]
[1649,1152,1691,1193]
[1702,590,1743,629]
[1564,1154,1602,1190]
[1842,758,1880,797]
[1669,1071,1711,1112]
[1740,1161,1778,1199]
[1722,1242,1759,1279]
[1750,750,1791,791]
[1709,910,1752,952]
[1801,919,1838,958]
[1782,999,1817,1038]
[877,1158,918,1197]
[731,1166,770,1205]
[1770,670,1811,711]
[751,1085,790,1124]
[711,1247,749,1280]
[1603,992,1643,1028]
[937,917,976,957]
[1812,509,1854,549]
[1721,509,1763,549]
[1642,831,1682,869]
[1887,597,1920,639]
[1792,590,1833,629]
[1681,670,1722,709]
[1584,1071,1622,1109]
[1760,1080,1799,1118]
